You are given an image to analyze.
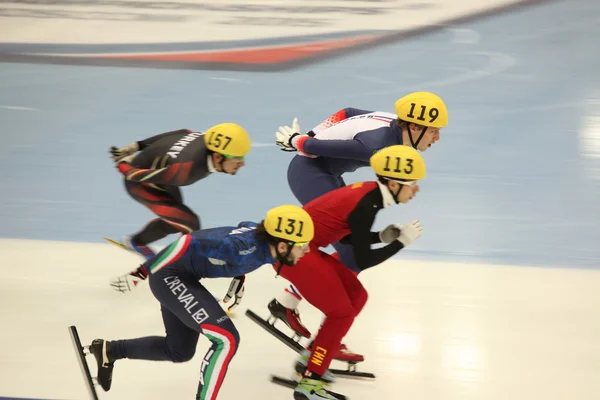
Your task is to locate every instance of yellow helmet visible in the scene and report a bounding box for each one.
[204,123,251,157]
[264,204,314,243]
[394,91,448,128]
[370,145,426,180]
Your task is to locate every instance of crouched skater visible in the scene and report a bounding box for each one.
[88,204,314,400]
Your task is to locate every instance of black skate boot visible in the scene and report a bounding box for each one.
[89,339,115,391]
[268,298,311,338]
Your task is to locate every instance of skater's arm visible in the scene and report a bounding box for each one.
[117,161,195,185]
[346,202,404,271]
[310,108,373,134]
[340,232,382,245]
[299,124,390,161]
[137,129,193,150]
[299,137,374,161]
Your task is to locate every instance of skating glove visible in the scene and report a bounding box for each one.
[110,266,148,293]
[378,224,401,243]
[275,118,316,158]
[109,142,139,162]
[223,275,245,312]
[396,220,424,247]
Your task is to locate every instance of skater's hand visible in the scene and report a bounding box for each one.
[275,118,316,158]
[110,266,148,293]
[110,142,139,162]
[379,224,401,244]
[275,117,302,151]
[397,220,423,247]
[223,275,245,312]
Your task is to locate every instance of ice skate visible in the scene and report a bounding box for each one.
[89,339,116,392]
[307,341,364,363]
[121,235,156,260]
[308,341,364,363]
[294,349,336,384]
[305,341,374,380]
[268,298,311,338]
[294,377,341,400]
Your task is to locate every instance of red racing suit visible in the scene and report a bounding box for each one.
[275,180,407,376]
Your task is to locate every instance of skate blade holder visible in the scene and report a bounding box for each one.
[246,309,304,353]
[69,325,100,400]
[327,361,376,380]
[266,314,304,343]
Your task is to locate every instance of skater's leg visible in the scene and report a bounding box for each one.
[269,157,345,336]
[110,304,200,362]
[124,181,200,248]
[96,266,240,399]
[278,247,367,377]
[286,156,344,205]
[331,241,359,273]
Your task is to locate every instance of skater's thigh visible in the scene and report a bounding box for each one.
[324,253,365,301]
[280,248,353,315]
[126,181,199,231]
[160,304,200,358]
[331,241,359,272]
[125,180,181,205]
[149,268,229,333]
[287,156,343,205]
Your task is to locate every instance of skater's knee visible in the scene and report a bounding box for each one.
[166,343,196,363]
[224,323,240,350]
[162,213,199,234]
[205,322,240,352]
[352,285,368,314]
[187,214,200,232]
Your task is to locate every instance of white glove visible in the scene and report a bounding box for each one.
[110,142,139,162]
[275,118,316,158]
[379,224,401,244]
[110,266,148,293]
[222,275,245,312]
[396,220,423,247]
[275,117,302,151]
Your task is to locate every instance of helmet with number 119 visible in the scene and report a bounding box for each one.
[204,122,252,157]
[394,92,448,128]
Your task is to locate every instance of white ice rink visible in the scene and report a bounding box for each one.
[1,239,599,400]
[2,0,600,399]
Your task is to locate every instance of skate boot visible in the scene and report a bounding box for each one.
[121,236,155,260]
[89,339,115,392]
[268,298,311,338]
[336,343,365,363]
[294,349,336,384]
[294,377,338,400]
[308,340,364,363]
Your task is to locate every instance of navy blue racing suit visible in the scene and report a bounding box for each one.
[108,221,275,400]
[288,108,404,271]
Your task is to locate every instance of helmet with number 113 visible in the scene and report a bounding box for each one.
[370,145,426,204]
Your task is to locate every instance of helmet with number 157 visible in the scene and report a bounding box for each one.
[394,91,448,128]
[204,122,252,157]
[370,145,427,181]
[264,205,314,244]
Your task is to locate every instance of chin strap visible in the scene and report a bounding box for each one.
[388,183,402,204]
[275,243,294,275]
[408,125,427,149]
